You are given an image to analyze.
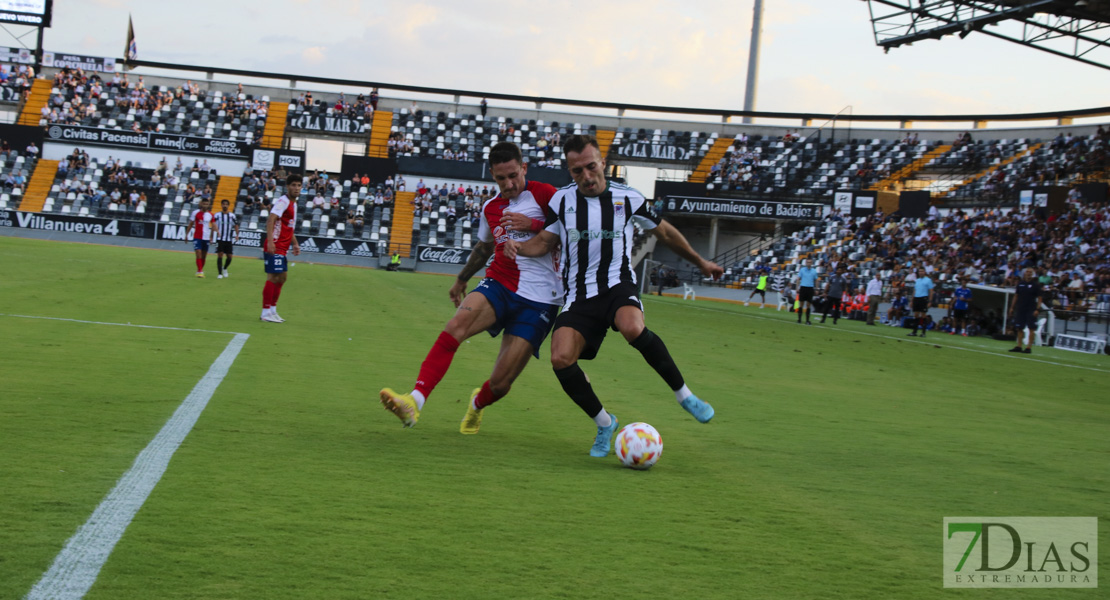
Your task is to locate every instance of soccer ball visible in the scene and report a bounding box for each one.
[615,422,662,470]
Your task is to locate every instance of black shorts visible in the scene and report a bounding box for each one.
[798,286,815,302]
[1012,311,1036,330]
[952,308,967,321]
[912,297,929,312]
[216,240,235,254]
[554,282,643,361]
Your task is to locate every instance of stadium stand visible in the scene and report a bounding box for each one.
[386,110,602,166]
[6,66,1107,289]
[260,102,287,149]
[701,199,1110,336]
[0,151,40,210]
[0,63,34,106]
[39,69,267,142]
[368,110,393,158]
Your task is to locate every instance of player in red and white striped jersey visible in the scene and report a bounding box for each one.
[260,174,302,323]
[185,198,215,277]
[380,142,563,433]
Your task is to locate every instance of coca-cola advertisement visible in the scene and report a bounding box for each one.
[417,245,471,265]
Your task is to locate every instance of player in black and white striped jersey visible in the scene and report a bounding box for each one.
[213,199,239,279]
[505,134,724,458]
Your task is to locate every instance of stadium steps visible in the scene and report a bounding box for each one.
[687,137,734,183]
[389,191,416,257]
[595,129,617,157]
[936,142,1043,198]
[17,79,52,126]
[259,102,288,149]
[215,175,242,212]
[367,111,394,158]
[19,159,60,213]
[867,144,951,192]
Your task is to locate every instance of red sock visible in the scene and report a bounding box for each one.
[473,380,506,410]
[273,281,284,305]
[414,331,461,399]
[262,281,275,308]
[196,257,203,272]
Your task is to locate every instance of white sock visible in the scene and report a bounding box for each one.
[674,384,692,403]
[410,390,426,410]
[593,409,612,428]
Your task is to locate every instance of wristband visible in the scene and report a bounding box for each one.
[531,218,544,233]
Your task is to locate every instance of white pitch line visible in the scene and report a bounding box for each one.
[25,332,249,600]
[644,298,1110,375]
[0,313,247,336]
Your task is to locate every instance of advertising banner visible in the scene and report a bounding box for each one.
[1,45,34,64]
[42,51,115,73]
[287,113,366,134]
[0,209,156,238]
[663,196,825,220]
[416,245,471,264]
[615,142,694,162]
[45,124,251,158]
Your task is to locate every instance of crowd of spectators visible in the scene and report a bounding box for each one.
[43,69,268,139]
[821,200,1110,332]
[0,139,31,195]
[949,128,1110,201]
[709,132,797,193]
[0,63,35,101]
[387,132,414,156]
[295,90,377,120]
[75,152,217,212]
[411,179,494,228]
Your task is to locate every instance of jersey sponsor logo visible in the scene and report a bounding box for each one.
[492,224,509,244]
[324,240,345,254]
[351,242,374,257]
[566,228,623,244]
[299,237,319,252]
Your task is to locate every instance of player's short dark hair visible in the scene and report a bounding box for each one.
[286,174,303,185]
[220,199,229,205]
[563,134,599,156]
[488,142,522,168]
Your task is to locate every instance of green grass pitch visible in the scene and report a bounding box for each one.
[1,235,1106,599]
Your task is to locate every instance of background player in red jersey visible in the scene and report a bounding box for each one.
[185,198,215,278]
[379,142,562,433]
[261,174,302,323]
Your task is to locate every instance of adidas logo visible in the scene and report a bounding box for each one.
[351,242,374,257]
[300,237,319,252]
[324,240,345,254]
